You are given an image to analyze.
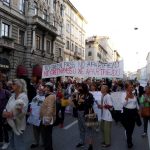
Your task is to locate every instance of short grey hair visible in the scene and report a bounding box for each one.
[13,79,27,94]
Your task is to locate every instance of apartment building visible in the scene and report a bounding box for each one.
[85,36,115,62]
[64,0,87,61]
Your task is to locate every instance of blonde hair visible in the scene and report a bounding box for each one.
[13,79,27,94]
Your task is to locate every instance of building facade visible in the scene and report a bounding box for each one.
[0,0,65,79]
[85,36,114,62]
[63,0,87,61]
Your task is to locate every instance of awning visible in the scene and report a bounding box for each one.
[32,65,42,77]
[0,57,10,70]
[16,65,28,77]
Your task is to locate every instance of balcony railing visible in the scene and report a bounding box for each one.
[0,36,15,50]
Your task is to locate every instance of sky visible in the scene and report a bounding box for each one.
[70,0,150,72]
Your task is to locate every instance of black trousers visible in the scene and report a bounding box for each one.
[122,108,137,145]
[0,116,9,143]
[56,103,66,124]
[143,117,150,133]
[42,125,53,150]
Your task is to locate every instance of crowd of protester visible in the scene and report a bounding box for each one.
[0,71,150,150]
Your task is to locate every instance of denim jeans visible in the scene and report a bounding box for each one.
[78,111,86,144]
[8,131,26,150]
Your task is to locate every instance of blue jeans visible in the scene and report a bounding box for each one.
[8,132,26,150]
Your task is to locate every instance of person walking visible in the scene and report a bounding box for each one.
[0,81,11,149]
[73,83,94,150]
[121,81,140,148]
[40,82,56,150]
[30,85,45,148]
[140,86,150,137]
[100,85,113,148]
[3,79,28,150]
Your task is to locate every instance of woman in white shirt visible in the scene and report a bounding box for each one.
[3,79,28,150]
[100,85,113,148]
[121,81,140,148]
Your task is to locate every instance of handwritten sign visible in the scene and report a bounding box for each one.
[42,60,124,78]
[111,92,123,110]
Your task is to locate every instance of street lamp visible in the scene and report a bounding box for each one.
[134,27,138,30]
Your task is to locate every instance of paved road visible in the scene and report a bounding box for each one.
[2,114,150,150]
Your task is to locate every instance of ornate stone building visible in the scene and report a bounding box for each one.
[0,0,65,78]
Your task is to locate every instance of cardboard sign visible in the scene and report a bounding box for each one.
[111,92,123,110]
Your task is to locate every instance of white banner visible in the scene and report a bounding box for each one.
[111,92,123,110]
[42,60,124,79]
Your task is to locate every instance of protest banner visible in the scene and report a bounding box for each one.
[111,92,123,110]
[42,60,124,78]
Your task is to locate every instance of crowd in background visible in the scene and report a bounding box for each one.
[0,71,150,150]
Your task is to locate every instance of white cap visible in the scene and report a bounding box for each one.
[45,82,53,87]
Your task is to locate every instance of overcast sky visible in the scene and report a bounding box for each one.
[70,0,150,72]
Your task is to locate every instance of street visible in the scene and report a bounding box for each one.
[21,114,149,150]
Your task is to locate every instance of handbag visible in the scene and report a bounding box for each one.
[85,108,100,128]
[108,107,122,122]
[141,107,150,117]
[61,98,70,107]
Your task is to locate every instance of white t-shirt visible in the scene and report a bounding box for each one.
[101,94,113,122]
[90,91,102,121]
[121,92,139,109]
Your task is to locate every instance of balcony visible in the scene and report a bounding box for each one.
[74,51,83,60]
[0,36,15,52]
[31,15,57,36]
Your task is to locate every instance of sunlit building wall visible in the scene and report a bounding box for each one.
[85,36,114,62]
[64,0,87,61]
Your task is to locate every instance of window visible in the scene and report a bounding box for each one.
[71,24,74,35]
[36,35,41,50]
[1,23,10,37]
[66,41,69,49]
[75,45,78,52]
[97,53,101,59]
[78,48,81,54]
[3,0,10,6]
[19,0,25,13]
[46,40,51,53]
[71,11,74,20]
[79,31,82,42]
[60,4,63,16]
[53,0,56,11]
[19,30,25,45]
[71,43,74,51]
[33,2,38,15]
[66,23,70,33]
[88,51,92,56]
[59,48,61,56]
[43,9,47,20]
[82,49,84,56]
[58,25,61,36]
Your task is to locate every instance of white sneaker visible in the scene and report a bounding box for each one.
[141,132,147,137]
[1,143,9,149]
[125,130,127,139]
